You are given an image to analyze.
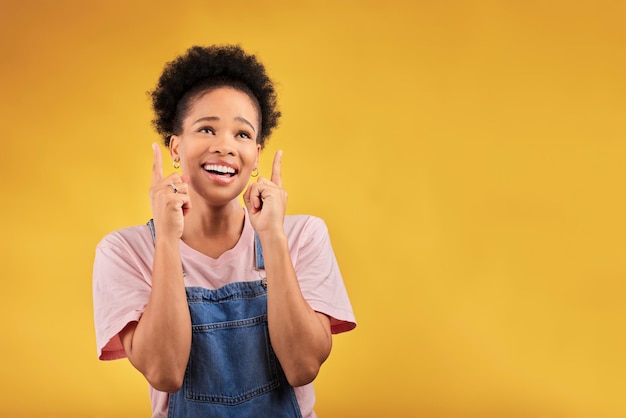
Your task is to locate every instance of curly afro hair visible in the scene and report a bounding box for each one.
[150,45,281,149]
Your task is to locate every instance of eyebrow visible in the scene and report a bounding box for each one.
[193,116,256,132]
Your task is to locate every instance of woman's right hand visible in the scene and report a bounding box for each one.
[149,143,191,240]
[120,144,193,392]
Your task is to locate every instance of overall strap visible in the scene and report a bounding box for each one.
[146,219,264,269]
[254,232,265,270]
[147,219,156,242]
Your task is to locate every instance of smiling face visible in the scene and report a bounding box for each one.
[169,86,261,207]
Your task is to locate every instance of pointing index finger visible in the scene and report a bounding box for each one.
[152,143,163,184]
[270,150,283,188]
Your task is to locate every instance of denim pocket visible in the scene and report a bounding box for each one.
[184,312,280,404]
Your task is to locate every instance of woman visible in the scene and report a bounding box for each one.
[93,45,356,417]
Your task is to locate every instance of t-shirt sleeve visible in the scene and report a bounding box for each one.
[292,216,356,334]
[93,230,152,360]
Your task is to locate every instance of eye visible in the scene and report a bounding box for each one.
[199,126,215,135]
[236,131,253,140]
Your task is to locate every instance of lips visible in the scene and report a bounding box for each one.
[201,161,240,185]
[202,162,238,177]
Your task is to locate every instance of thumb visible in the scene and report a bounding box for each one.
[181,174,191,216]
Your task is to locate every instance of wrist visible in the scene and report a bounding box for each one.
[257,229,288,248]
[154,235,180,252]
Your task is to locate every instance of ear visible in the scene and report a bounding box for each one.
[169,135,181,161]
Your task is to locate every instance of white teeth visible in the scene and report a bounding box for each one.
[203,164,235,174]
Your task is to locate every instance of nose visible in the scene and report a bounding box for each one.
[209,133,236,156]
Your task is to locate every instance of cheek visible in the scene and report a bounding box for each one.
[244,143,260,163]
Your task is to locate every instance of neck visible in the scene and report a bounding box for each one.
[183,199,244,238]
[181,198,245,258]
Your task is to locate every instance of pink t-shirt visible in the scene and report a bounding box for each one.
[93,209,356,418]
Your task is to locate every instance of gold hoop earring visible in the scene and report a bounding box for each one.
[173,160,181,169]
[251,168,259,177]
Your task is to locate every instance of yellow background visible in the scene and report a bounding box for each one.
[1,0,625,417]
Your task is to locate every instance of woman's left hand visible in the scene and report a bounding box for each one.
[243,150,287,235]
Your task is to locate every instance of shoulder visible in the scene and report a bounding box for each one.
[284,214,328,236]
[96,223,154,256]
[93,224,156,287]
[283,215,332,254]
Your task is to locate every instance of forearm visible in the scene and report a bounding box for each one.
[124,238,191,392]
[260,231,332,387]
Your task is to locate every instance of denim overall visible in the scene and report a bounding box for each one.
[147,220,302,418]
